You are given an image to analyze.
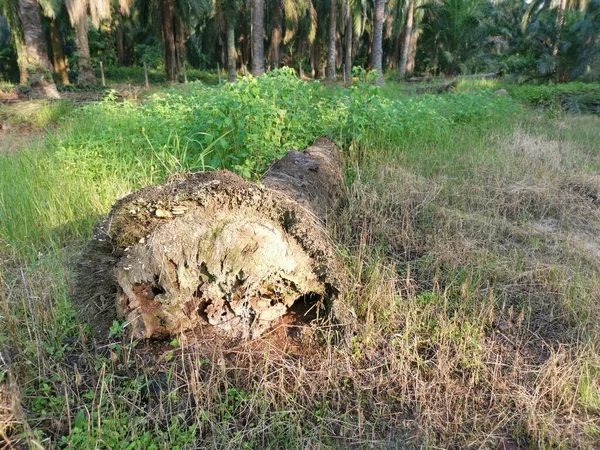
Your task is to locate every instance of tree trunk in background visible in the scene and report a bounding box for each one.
[326,0,337,80]
[65,0,96,85]
[344,7,352,84]
[75,139,353,342]
[251,0,265,76]
[553,0,567,56]
[116,22,126,66]
[372,0,385,85]
[10,29,29,84]
[238,21,250,74]
[226,20,237,82]
[269,0,282,68]
[160,0,177,81]
[391,31,401,71]
[175,14,185,72]
[49,19,69,85]
[398,0,413,79]
[16,0,60,97]
[311,40,322,78]
[406,26,418,75]
[553,0,568,81]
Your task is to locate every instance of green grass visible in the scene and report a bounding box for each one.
[0,81,16,93]
[0,100,74,130]
[95,66,221,86]
[1,75,600,449]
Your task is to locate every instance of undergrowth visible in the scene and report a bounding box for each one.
[1,74,599,449]
[506,82,600,114]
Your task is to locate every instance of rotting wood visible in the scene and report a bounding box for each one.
[74,138,353,341]
[416,79,458,95]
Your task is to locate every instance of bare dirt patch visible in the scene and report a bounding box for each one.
[0,130,45,154]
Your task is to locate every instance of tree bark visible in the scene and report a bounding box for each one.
[344,6,352,85]
[326,0,337,80]
[175,13,186,72]
[16,0,60,97]
[372,0,386,85]
[65,0,96,85]
[406,25,418,75]
[74,139,352,342]
[251,0,265,76]
[311,41,324,79]
[226,20,237,82]
[11,29,29,84]
[116,22,127,66]
[160,0,178,81]
[398,0,414,79]
[49,19,69,85]
[269,0,282,69]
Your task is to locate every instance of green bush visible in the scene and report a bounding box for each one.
[0,70,522,256]
[507,82,600,113]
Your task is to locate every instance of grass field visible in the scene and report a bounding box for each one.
[1,73,599,449]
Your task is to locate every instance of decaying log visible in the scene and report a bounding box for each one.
[74,138,352,341]
[416,79,458,95]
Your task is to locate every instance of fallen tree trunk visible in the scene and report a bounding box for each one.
[75,138,352,341]
[416,79,458,95]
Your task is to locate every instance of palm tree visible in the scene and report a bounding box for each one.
[420,0,487,75]
[1,0,28,82]
[161,0,178,80]
[398,0,413,78]
[48,19,69,84]
[342,0,366,82]
[16,0,60,96]
[326,0,337,80]
[343,0,352,82]
[251,0,264,75]
[405,12,420,74]
[65,0,95,84]
[267,0,282,68]
[278,0,316,73]
[372,0,386,84]
[534,0,600,81]
[213,0,240,81]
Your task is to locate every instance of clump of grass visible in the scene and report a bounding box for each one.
[0,100,74,130]
[507,82,600,114]
[97,66,220,86]
[334,114,600,447]
[0,81,16,94]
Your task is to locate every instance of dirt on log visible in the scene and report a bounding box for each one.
[74,138,352,341]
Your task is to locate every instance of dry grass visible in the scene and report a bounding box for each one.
[1,114,600,449]
[335,121,600,447]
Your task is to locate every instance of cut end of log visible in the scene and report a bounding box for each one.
[74,140,351,342]
[115,205,327,339]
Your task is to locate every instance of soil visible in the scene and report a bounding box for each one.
[0,129,44,153]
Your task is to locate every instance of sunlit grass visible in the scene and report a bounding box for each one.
[1,77,599,449]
